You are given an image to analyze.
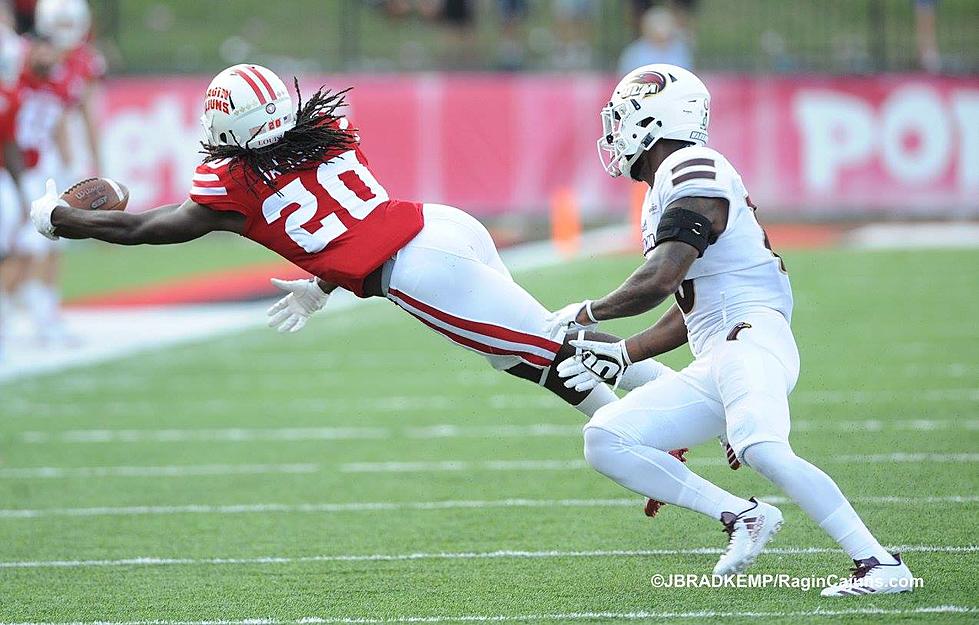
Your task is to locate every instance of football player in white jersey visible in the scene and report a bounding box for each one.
[548,64,915,596]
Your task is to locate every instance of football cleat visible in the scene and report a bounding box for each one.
[713,497,783,576]
[820,553,915,597]
[643,448,688,518]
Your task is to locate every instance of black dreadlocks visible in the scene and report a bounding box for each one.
[200,79,356,193]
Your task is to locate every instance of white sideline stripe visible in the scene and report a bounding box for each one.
[0,495,974,520]
[0,225,629,385]
[0,463,318,479]
[1,545,975,570]
[3,452,977,479]
[341,453,979,472]
[0,607,976,625]
[18,419,979,443]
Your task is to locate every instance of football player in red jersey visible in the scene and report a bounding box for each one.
[31,63,671,418]
[0,2,29,357]
[7,0,103,344]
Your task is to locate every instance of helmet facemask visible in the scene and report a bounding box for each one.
[598,64,712,179]
[597,99,665,178]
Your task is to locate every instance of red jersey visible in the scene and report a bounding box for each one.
[189,122,424,297]
[0,31,25,167]
[17,42,104,167]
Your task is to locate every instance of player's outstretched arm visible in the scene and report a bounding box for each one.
[571,196,729,326]
[585,241,698,322]
[33,181,245,245]
[559,304,685,391]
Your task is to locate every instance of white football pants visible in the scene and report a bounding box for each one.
[383,203,564,372]
[587,309,799,459]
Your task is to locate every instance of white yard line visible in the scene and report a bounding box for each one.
[1,495,975,520]
[792,388,979,403]
[7,387,978,420]
[1,545,976,570]
[3,452,977,480]
[0,464,319,479]
[17,419,979,444]
[2,606,976,625]
[340,453,979,473]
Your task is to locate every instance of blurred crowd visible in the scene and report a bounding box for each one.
[365,0,948,74]
[370,0,698,72]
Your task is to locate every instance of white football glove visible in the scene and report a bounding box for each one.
[556,336,632,392]
[31,178,66,240]
[266,278,330,333]
[543,300,598,340]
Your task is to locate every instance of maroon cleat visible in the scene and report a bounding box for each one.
[721,437,741,470]
[643,448,688,517]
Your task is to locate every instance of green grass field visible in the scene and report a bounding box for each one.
[1,246,977,624]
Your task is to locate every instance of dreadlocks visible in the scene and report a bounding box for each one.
[200,79,356,193]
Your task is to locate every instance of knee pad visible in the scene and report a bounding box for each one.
[582,425,625,477]
[741,441,798,477]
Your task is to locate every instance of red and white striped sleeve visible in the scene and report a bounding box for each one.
[188,160,238,210]
[190,171,227,198]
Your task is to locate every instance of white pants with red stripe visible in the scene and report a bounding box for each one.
[384,204,562,371]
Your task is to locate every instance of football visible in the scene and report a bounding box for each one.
[60,177,130,211]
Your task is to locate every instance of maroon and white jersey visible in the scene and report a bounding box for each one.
[189,119,424,297]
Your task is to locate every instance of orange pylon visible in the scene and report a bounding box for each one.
[550,187,581,257]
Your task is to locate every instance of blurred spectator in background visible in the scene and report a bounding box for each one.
[915,0,941,72]
[550,0,594,70]
[618,5,692,75]
[629,0,698,36]
[496,0,526,70]
[426,0,476,69]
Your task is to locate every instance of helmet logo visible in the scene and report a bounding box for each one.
[621,71,668,99]
[266,103,277,115]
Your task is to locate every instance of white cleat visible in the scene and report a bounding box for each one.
[713,497,783,576]
[820,553,916,597]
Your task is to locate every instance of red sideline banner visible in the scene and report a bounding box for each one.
[100,74,979,217]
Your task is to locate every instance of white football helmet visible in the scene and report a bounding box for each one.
[200,64,295,149]
[598,64,710,177]
[35,0,91,50]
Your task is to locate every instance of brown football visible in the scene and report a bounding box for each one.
[61,177,130,211]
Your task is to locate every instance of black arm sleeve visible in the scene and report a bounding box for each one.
[654,207,713,257]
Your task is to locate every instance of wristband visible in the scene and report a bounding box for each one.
[584,300,599,324]
[619,339,634,366]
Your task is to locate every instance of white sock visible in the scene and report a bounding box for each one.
[744,441,895,563]
[575,383,617,418]
[619,357,669,391]
[819,503,895,563]
[583,425,751,520]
